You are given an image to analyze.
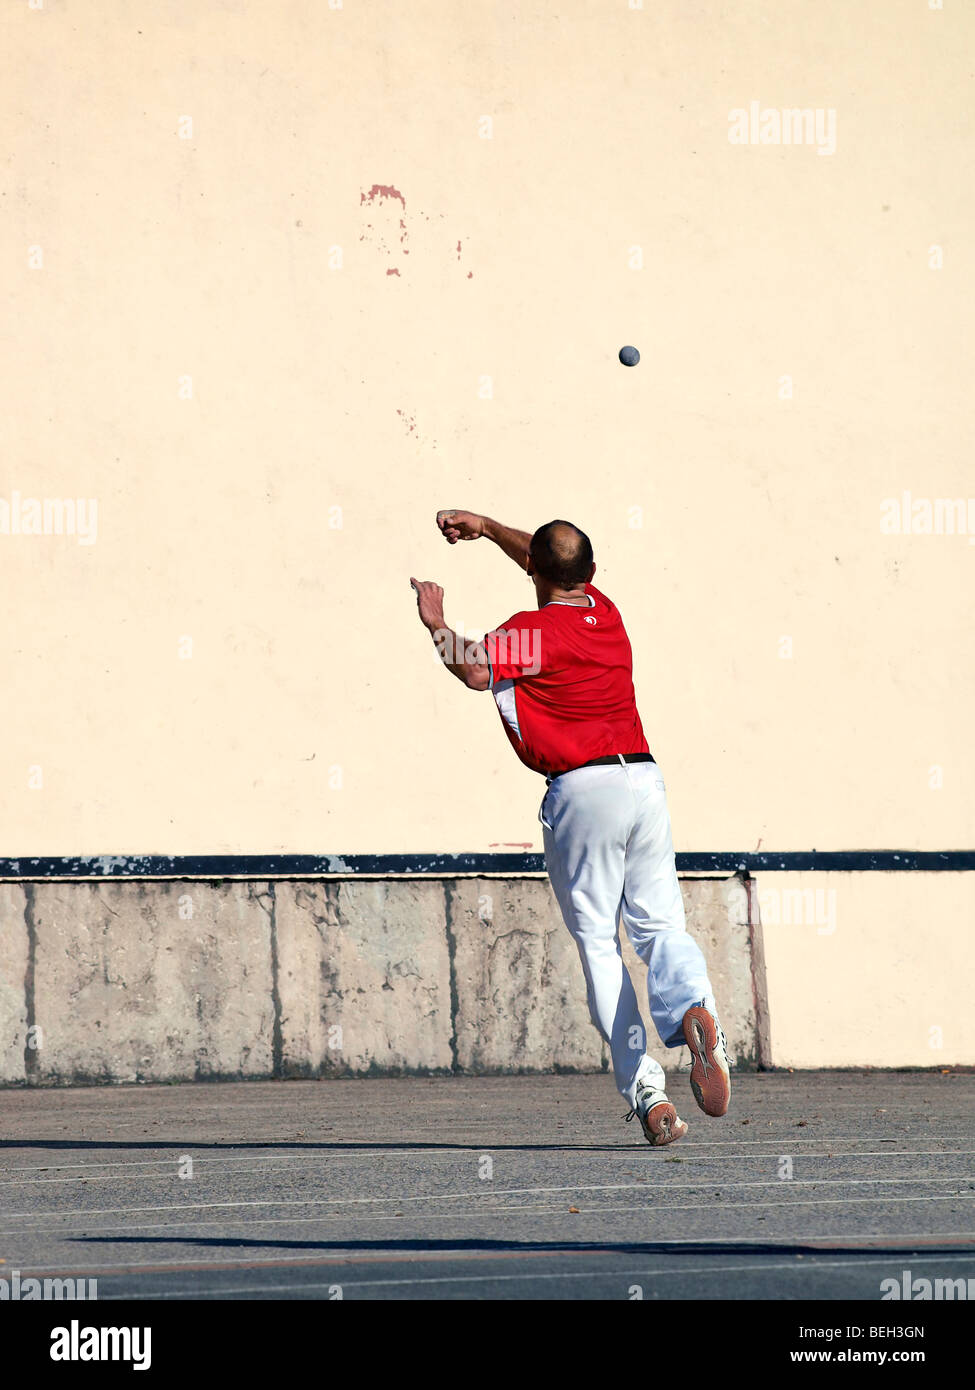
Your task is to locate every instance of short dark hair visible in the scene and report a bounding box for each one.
[529,520,594,587]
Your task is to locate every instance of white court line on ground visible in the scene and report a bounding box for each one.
[1,1139,972,1176]
[3,1192,975,1241]
[1,1151,971,1188]
[4,1172,975,1222]
[0,1167,337,1188]
[455,1199,975,1221]
[95,1252,975,1298]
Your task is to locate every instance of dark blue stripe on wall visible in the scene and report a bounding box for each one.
[0,851,973,878]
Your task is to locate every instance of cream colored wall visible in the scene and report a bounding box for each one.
[1,2,972,1060]
[760,873,975,1068]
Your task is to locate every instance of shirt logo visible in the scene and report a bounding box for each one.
[584,615,597,625]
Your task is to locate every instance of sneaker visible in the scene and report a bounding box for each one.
[626,1080,689,1147]
[682,1002,731,1117]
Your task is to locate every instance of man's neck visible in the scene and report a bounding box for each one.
[537,585,590,608]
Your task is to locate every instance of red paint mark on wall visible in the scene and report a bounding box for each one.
[488,842,534,849]
[361,183,406,209]
[360,187,473,282]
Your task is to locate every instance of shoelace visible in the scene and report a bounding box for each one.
[625,1092,660,1123]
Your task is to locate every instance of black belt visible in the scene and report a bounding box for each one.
[546,752,654,782]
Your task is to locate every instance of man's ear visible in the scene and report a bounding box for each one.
[588,562,596,582]
[525,553,534,575]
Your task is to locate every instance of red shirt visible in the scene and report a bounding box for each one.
[484,583,649,776]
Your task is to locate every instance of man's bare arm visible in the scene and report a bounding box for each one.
[433,623,491,690]
[436,510,532,571]
[482,516,533,570]
[410,577,491,690]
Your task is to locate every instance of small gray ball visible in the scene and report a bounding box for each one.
[619,345,640,367]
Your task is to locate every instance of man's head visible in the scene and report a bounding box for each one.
[527,520,595,598]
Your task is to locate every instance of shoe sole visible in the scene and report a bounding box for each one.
[683,1005,731,1117]
[640,1101,688,1147]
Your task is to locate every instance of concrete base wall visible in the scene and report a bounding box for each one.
[0,875,767,1086]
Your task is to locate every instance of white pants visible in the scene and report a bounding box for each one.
[539,759,714,1109]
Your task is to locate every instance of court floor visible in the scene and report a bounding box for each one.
[1,1071,973,1300]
